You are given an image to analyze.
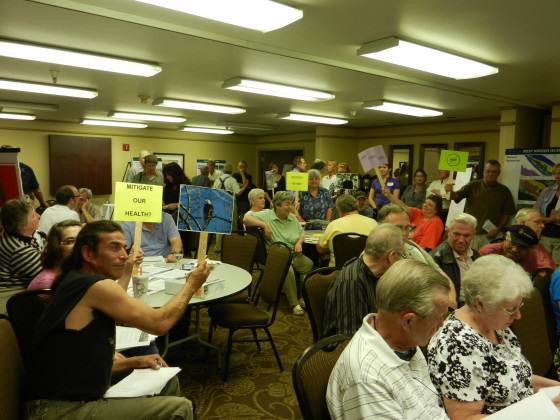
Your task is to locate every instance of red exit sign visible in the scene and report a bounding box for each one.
[122,143,130,151]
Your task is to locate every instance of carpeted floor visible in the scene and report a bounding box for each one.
[165,280,313,419]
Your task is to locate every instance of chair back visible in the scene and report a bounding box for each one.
[221,230,258,273]
[257,242,292,314]
[0,316,25,420]
[246,226,268,267]
[302,267,337,342]
[7,289,52,366]
[532,272,558,353]
[292,334,350,420]
[332,233,367,270]
[511,287,554,376]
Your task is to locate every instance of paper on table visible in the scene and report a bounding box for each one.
[140,265,172,275]
[152,269,190,279]
[115,326,157,351]
[142,256,166,264]
[486,391,560,419]
[148,279,166,294]
[104,367,181,398]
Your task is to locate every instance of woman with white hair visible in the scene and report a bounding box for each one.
[244,188,266,220]
[295,169,334,224]
[427,254,559,417]
[244,191,313,315]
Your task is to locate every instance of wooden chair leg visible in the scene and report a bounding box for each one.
[251,328,261,351]
[264,327,283,372]
[223,329,235,382]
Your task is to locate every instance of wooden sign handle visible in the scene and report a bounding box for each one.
[131,221,142,277]
[374,167,386,189]
[197,231,208,263]
[445,170,455,200]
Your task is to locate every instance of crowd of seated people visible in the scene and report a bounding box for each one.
[2,152,560,419]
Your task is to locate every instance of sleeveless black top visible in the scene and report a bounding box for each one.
[27,270,115,401]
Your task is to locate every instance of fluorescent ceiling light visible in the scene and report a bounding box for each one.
[223,78,334,102]
[111,111,185,123]
[357,37,499,79]
[224,122,273,131]
[0,40,161,77]
[0,100,58,112]
[0,79,97,99]
[181,127,233,135]
[278,113,348,125]
[134,0,303,32]
[0,112,36,120]
[363,100,443,117]
[82,119,147,128]
[153,98,245,114]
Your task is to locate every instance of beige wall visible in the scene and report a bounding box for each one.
[4,116,537,206]
[0,120,256,204]
[356,118,501,182]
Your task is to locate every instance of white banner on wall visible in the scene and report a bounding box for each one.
[503,148,560,207]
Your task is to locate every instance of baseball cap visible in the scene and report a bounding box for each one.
[506,225,538,248]
[353,189,367,199]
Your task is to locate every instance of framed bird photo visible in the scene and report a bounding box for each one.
[177,185,234,234]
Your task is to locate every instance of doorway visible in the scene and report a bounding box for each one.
[419,143,448,181]
[258,149,303,188]
[389,145,414,188]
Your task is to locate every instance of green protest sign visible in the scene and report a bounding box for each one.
[438,150,469,172]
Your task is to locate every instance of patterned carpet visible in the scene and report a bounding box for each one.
[166,297,313,420]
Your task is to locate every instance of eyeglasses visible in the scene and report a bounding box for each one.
[60,237,77,246]
[396,224,415,233]
[501,302,524,316]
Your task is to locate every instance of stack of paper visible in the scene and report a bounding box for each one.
[487,388,560,419]
[115,326,157,351]
[104,367,181,398]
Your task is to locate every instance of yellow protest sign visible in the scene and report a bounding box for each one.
[113,182,163,223]
[438,150,469,172]
[286,172,309,191]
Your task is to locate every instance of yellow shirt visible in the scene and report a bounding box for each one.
[319,213,378,267]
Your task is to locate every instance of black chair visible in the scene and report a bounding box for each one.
[6,289,52,366]
[511,287,555,377]
[532,269,557,353]
[332,233,367,270]
[208,242,292,381]
[220,230,258,302]
[292,334,350,420]
[245,226,268,300]
[302,267,337,342]
[0,315,25,420]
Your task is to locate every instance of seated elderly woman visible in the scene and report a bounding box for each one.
[0,198,43,313]
[427,254,560,417]
[295,168,334,226]
[244,188,266,219]
[244,191,313,315]
[383,187,444,251]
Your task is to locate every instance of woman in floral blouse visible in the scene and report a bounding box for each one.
[427,254,560,417]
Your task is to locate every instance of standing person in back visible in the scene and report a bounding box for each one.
[534,163,560,265]
[446,160,515,250]
[191,165,211,187]
[132,154,164,186]
[321,160,338,192]
[368,164,400,211]
[206,160,223,184]
[232,160,253,215]
[400,169,427,209]
[292,155,307,173]
[126,150,150,183]
[428,169,452,219]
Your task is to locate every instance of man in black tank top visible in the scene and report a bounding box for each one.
[24,221,209,420]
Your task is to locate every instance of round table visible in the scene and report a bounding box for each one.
[141,260,252,360]
[143,260,253,308]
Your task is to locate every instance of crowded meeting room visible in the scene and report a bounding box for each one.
[3,1,560,419]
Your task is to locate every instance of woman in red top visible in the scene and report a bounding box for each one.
[382,187,444,250]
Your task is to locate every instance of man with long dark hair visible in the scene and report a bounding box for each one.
[25,221,208,419]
